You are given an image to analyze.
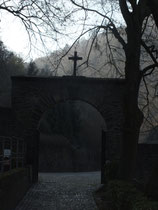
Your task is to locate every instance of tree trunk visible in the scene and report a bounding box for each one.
[120,95,143,180]
[148,1,158,28]
[120,28,144,180]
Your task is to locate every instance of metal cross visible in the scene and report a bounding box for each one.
[68,51,82,76]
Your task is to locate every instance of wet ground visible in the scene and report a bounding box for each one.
[15,171,101,210]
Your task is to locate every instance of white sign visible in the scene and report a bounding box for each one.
[4,149,11,157]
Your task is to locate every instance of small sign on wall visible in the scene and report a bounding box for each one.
[4,149,11,158]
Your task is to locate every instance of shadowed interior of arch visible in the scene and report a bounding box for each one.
[37,100,107,173]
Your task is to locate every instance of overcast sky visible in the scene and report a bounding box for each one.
[0,2,123,63]
[0,11,30,59]
[0,11,53,62]
[0,14,84,62]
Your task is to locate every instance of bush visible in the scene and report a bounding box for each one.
[104,180,158,210]
[104,160,119,181]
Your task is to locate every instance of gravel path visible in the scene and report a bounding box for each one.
[15,172,101,210]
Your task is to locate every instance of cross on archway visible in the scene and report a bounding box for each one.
[68,51,82,76]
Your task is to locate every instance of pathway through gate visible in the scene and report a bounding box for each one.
[15,171,100,210]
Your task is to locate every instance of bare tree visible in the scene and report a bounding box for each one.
[48,0,158,180]
[2,0,158,180]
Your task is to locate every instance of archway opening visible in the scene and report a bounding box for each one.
[37,100,107,173]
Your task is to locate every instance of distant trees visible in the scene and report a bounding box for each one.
[39,101,82,171]
[0,40,26,106]
[0,41,25,74]
[27,61,38,76]
[39,101,81,142]
[39,64,53,76]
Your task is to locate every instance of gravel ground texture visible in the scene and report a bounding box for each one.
[15,171,101,210]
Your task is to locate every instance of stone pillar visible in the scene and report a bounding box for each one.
[25,130,39,183]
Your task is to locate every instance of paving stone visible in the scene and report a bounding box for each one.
[15,171,100,210]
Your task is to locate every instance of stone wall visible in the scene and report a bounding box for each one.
[136,143,158,183]
[0,168,31,210]
[0,108,15,137]
[0,107,24,138]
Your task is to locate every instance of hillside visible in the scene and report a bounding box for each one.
[35,32,125,78]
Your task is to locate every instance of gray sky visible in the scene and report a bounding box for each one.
[0,11,52,61]
[0,1,123,62]
[0,12,30,59]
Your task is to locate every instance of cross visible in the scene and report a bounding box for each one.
[68,51,82,76]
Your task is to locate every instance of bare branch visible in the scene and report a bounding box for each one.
[141,40,158,67]
[142,64,157,76]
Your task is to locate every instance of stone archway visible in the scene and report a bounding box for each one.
[11,76,125,182]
